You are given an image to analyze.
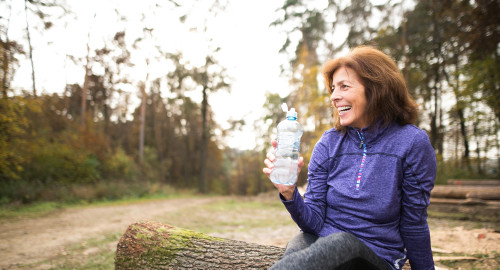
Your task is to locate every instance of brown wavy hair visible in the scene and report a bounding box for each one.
[322,46,418,132]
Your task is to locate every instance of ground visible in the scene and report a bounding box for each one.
[0,195,498,269]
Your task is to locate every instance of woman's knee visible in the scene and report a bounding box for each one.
[283,232,318,257]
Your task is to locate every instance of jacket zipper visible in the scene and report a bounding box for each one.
[356,130,367,190]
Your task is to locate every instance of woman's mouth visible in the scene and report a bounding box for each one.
[338,106,352,115]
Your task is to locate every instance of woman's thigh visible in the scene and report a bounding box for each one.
[272,232,392,270]
[282,232,318,257]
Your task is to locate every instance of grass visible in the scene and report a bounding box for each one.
[156,196,295,234]
[8,195,294,270]
[428,209,470,220]
[0,189,199,221]
[20,232,121,270]
[0,201,65,220]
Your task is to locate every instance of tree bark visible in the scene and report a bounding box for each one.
[115,221,285,269]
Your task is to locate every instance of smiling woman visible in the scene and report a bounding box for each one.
[263,46,437,270]
[322,46,418,132]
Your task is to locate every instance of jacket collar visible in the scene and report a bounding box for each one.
[346,120,395,147]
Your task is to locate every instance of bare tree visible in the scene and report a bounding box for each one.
[24,0,36,97]
[138,68,149,164]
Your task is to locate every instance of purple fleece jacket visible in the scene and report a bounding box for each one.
[281,122,436,270]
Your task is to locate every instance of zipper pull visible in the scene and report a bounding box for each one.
[356,130,365,149]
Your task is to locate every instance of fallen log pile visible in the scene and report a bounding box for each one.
[429,179,500,222]
[431,179,500,202]
[431,182,500,201]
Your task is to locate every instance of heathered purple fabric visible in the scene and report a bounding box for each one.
[281,122,436,270]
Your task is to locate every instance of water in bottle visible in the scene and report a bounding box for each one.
[270,103,304,185]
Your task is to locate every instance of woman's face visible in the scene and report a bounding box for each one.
[330,67,369,129]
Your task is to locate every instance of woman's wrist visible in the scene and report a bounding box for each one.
[280,185,296,201]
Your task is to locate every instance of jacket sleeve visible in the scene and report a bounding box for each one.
[400,129,437,270]
[281,133,330,235]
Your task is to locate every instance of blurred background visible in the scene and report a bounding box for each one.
[0,0,499,206]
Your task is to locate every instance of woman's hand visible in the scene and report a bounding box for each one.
[262,140,304,201]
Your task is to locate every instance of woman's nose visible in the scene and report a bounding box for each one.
[330,90,340,103]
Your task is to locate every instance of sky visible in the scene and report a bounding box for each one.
[6,0,293,150]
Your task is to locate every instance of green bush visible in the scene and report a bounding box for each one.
[22,140,100,184]
[0,97,29,182]
[101,147,138,180]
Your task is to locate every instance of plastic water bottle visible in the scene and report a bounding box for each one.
[270,103,304,185]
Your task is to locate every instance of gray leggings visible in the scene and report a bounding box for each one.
[270,232,392,270]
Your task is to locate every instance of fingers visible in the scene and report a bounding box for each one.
[271,139,277,149]
[263,152,276,178]
[297,156,304,173]
[262,167,272,177]
[264,157,274,169]
[266,151,276,162]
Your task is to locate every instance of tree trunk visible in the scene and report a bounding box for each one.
[199,86,208,193]
[429,0,444,155]
[24,0,36,97]
[80,31,91,127]
[1,0,13,99]
[115,221,285,269]
[472,123,483,174]
[139,81,146,164]
[153,96,165,182]
[81,65,89,127]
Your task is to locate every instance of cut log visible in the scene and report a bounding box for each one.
[447,179,500,186]
[115,221,413,269]
[466,191,500,200]
[115,221,285,269]
[431,185,500,200]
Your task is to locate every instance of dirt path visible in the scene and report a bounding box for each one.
[1,197,499,269]
[0,197,221,269]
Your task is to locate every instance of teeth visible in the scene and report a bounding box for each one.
[337,106,351,116]
[338,106,351,112]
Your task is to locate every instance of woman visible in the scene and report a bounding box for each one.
[263,46,436,270]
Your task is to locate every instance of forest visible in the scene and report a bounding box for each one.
[0,0,499,205]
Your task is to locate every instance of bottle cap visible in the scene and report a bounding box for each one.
[282,103,297,119]
[287,108,297,118]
